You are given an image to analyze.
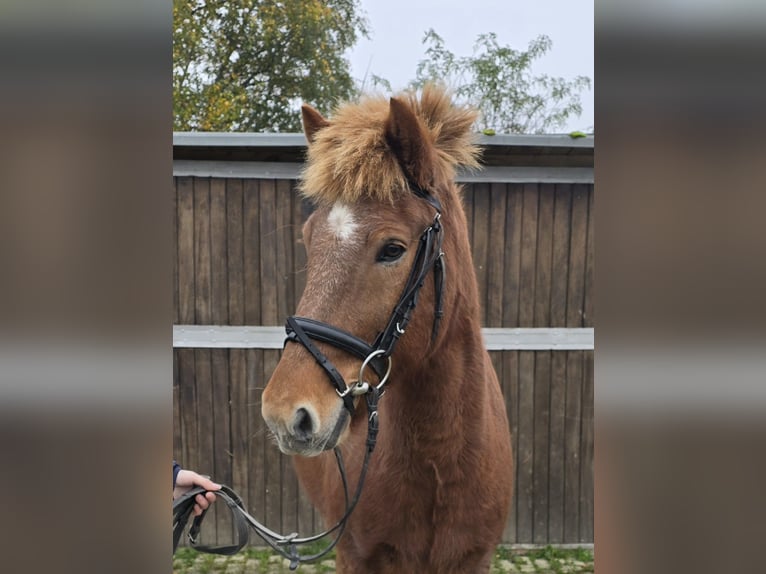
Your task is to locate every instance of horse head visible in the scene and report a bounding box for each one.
[261,86,478,457]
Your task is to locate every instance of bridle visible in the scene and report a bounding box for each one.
[173,181,446,570]
[285,182,445,415]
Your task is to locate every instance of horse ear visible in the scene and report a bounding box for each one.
[301,105,330,145]
[385,97,434,189]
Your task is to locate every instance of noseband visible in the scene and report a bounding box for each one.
[285,184,445,415]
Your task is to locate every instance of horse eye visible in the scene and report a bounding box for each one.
[377,243,406,263]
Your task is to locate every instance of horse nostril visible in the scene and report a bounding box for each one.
[293,408,314,441]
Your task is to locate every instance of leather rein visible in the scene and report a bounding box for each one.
[173,182,445,570]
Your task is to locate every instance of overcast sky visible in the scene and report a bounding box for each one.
[346,0,594,133]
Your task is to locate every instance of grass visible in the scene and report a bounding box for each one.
[174,545,593,573]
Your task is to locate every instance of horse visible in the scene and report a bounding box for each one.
[261,85,513,573]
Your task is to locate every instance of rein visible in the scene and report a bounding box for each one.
[173,388,380,571]
[174,181,445,570]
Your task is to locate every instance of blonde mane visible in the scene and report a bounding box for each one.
[299,84,480,205]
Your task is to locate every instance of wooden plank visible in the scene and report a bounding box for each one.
[518,184,539,328]
[194,177,212,324]
[583,186,594,328]
[566,185,589,327]
[532,351,551,544]
[500,350,517,543]
[548,183,572,543]
[275,179,294,324]
[502,184,523,327]
[194,347,215,541]
[177,176,195,325]
[516,350,535,543]
[247,349,266,529]
[462,184,475,263]
[263,349,282,531]
[210,177,231,495]
[173,161,594,184]
[227,179,245,325]
[534,184,554,329]
[244,179,262,325]
[173,178,179,324]
[292,185,308,305]
[547,350,567,543]
[211,348,232,543]
[579,351,594,542]
[563,351,583,542]
[259,179,278,325]
[471,183,490,326]
[229,348,249,523]
[486,183,507,327]
[173,350,181,459]
[177,349,197,479]
[550,185,573,328]
[193,176,215,540]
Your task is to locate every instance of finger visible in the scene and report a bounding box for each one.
[193,504,202,517]
[195,493,210,510]
[205,492,217,504]
[195,475,222,491]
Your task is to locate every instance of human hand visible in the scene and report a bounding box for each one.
[173,470,221,517]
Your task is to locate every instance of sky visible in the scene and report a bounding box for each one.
[345,0,594,133]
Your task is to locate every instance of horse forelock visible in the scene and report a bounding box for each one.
[298,85,481,207]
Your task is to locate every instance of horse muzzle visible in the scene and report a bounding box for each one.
[264,401,350,457]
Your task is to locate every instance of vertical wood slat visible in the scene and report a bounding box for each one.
[533,351,551,544]
[516,350,535,543]
[547,185,573,542]
[516,183,538,542]
[244,179,262,326]
[173,178,179,324]
[292,184,308,308]
[567,185,589,328]
[501,350,518,543]
[276,179,294,324]
[471,182,490,325]
[563,351,583,542]
[584,187,594,327]
[519,184,539,327]
[227,179,245,326]
[177,177,195,325]
[226,180,249,525]
[503,184,523,328]
[532,185,554,543]
[210,180,232,543]
[193,177,216,542]
[247,349,266,535]
[486,183,507,328]
[579,351,594,542]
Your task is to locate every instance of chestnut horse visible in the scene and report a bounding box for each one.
[261,86,512,573]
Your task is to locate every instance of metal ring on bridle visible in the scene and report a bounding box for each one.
[358,349,392,391]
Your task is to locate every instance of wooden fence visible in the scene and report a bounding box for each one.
[172,133,594,546]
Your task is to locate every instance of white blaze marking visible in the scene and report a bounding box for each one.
[327,203,358,242]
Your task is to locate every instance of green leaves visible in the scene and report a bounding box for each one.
[410,31,591,135]
[173,0,369,132]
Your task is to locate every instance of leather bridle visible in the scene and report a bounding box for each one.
[285,182,445,415]
[173,182,446,570]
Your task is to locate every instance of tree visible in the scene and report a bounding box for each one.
[173,0,368,132]
[411,30,591,134]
